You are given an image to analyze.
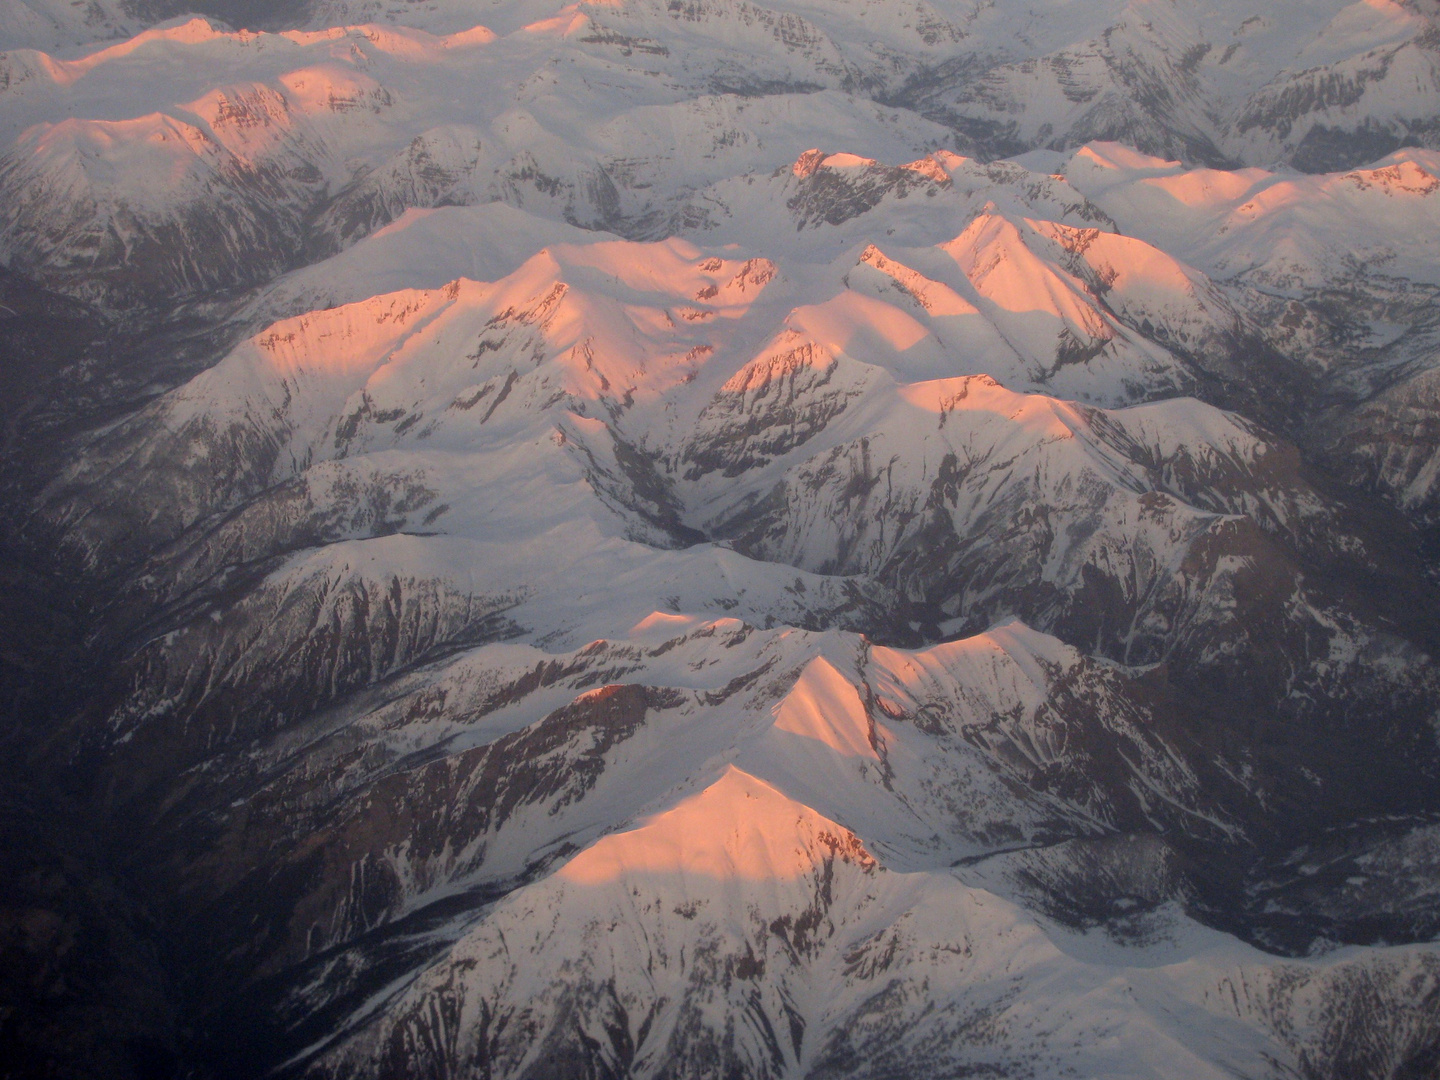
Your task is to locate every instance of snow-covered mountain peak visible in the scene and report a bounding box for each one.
[943,209,1110,333]
[1066,141,1188,186]
[23,16,238,84]
[560,763,877,885]
[1343,155,1440,193]
[1296,0,1430,68]
[178,238,782,438]
[281,20,499,55]
[849,243,982,318]
[770,653,880,761]
[6,3,1440,1077]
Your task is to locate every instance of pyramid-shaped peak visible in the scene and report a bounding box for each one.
[559,766,876,885]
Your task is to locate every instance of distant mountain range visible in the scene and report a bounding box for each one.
[2,3,1440,1078]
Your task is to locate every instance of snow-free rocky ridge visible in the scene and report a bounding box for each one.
[3,3,1440,1079]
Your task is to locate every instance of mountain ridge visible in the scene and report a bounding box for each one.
[3,3,1440,1079]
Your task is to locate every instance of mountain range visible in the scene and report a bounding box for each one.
[3,2,1440,1078]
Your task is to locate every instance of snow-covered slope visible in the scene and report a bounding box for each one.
[0,0,146,52]
[5,4,1440,1080]
[29,179,1436,1073]
[4,1,1440,314]
[1063,141,1440,515]
[314,763,1439,1080]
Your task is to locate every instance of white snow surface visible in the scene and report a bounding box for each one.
[10,4,1440,1078]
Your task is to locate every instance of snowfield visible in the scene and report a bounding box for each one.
[3,2,1440,1078]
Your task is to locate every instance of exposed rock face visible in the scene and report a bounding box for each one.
[6,3,1440,1079]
